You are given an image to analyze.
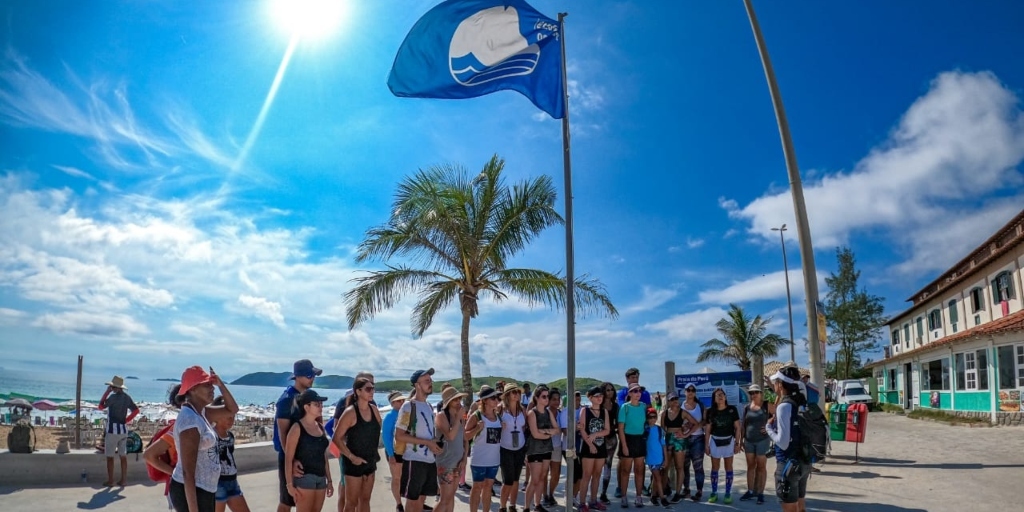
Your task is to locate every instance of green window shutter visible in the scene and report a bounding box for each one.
[948,300,958,324]
[992,279,1001,304]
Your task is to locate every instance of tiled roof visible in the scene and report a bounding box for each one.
[869,308,1024,367]
[763,360,809,379]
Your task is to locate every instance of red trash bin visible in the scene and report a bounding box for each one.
[845,403,868,443]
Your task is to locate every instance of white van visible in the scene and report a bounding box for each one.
[836,379,873,405]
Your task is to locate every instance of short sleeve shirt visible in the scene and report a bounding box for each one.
[273,386,301,452]
[708,405,740,438]
[171,406,220,493]
[618,402,647,436]
[103,392,138,430]
[396,400,436,463]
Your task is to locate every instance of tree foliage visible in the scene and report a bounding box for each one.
[344,155,618,402]
[823,247,887,380]
[697,304,788,375]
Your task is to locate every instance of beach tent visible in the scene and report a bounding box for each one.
[32,399,59,411]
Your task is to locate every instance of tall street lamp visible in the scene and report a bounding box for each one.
[772,224,796,363]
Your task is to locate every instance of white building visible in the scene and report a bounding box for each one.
[868,210,1024,425]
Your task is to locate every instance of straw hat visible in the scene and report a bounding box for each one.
[441,387,468,408]
[503,382,523,395]
[105,375,127,390]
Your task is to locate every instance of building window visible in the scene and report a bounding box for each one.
[997,345,1022,390]
[1017,345,1024,388]
[970,287,985,313]
[915,317,924,342]
[903,324,910,348]
[993,271,1016,303]
[891,330,899,346]
[889,368,897,390]
[921,358,950,391]
[928,309,942,331]
[875,370,884,390]
[957,349,989,391]
[948,299,958,332]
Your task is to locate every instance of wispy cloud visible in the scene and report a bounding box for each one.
[698,270,824,305]
[722,71,1024,276]
[625,286,678,313]
[644,307,727,341]
[33,311,149,338]
[237,294,286,327]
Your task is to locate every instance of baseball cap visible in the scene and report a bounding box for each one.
[296,389,329,407]
[587,386,604,397]
[410,368,435,384]
[290,359,322,380]
[748,385,762,393]
[684,383,697,391]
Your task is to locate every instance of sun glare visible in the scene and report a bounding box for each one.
[271,0,347,40]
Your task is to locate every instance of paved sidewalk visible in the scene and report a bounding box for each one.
[1,414,1020,511]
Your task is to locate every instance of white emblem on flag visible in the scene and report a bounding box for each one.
[449,6,540,86]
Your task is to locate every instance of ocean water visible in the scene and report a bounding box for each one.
[0,367,438,408]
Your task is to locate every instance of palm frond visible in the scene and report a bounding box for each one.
[411,281,460,337]
[345,266,455,330]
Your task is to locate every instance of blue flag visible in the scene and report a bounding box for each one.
[388,0,565,119]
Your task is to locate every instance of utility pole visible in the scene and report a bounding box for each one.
[772,224,796,363]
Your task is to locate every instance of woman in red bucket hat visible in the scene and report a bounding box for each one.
[168,366,239,512]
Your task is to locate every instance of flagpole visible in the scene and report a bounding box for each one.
[557,11,578,495]
[742,0,824,403]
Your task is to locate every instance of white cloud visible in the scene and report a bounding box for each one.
[237,294,285,327]
[625,286,678,313]
[644,307,727,341]
[723,71,1024,275]
[33,311,148,338]
[698,270,824,306]
[686,237,705,249]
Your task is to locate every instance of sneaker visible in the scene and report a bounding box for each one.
[600,493,611,504]
[756,494,765,505]
[535,505,549,512]
[707,493,718,504]
[634,497,644,509]
[739,490,754,501]
[661,497,672,508]
[459,483,472,492]
[397,505,405,512]
[669,493,682,504]
[690,492,701,503]
[510,506,518,512]
[592,501,608,511]
[723,494,732,504]
[643,486,651,497]
[423,505,434,512]
[620,497,629,509]
[615,488,623,499]
[580,503,589,512]
[499,508,507,512]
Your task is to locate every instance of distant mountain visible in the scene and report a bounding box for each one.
[230,372,354,389]
[125,376,139,380]
[154,378,180,382]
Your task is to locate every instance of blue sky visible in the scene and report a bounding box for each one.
[2,1,1024,388]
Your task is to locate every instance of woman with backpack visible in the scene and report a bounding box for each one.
[434,386,468,512]
[466,386,502,512]
[170,366,239,512]
[767,367,813,512]
[144,384,185,509]
[333,378,382,512]
[739,385,770,505]
[703,388,740,505]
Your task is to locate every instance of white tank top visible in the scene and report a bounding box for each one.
[499,409,526,450]
[683,401,704,437]
[472,412,503,467]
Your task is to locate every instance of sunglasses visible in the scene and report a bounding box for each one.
[685,389,696,393]
[485,396,499,401]
[308,401,324,407]
[538,394,549,399]
[629,389,641,394]
[360,385,375,392]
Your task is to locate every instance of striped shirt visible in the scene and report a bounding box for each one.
[102,392,138,434]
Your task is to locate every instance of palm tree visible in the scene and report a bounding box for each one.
[345,155,618,401]
[697,304,788,385]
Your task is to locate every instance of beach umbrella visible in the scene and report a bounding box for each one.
[2,398,33,410]
[32,399,60,411]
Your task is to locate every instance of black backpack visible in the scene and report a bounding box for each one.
[7,420,35,454]
[782,396,828,463]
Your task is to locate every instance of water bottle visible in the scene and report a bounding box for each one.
[81,469,87,483]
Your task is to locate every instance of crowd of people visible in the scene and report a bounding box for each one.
[125,360,813,512]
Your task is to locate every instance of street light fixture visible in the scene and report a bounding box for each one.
[772,224,796,363]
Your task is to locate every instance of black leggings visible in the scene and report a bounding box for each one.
[169,479,216,512]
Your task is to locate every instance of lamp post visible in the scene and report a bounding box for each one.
[772,224,796,363]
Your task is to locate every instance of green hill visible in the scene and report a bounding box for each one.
[231,372,354,389]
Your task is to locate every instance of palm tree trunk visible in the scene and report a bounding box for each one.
[751,354,764,388]
[460,309,474,407]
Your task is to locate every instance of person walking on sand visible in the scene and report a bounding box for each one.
[99,375,140,487]
[212,396,251,512]
[169,366,239,512]
[435,386,468,512]
[275,359,322,512]
[396,369,443,512]
[382,391,408,512]
[285,390,334,512]
[333,377,382,512]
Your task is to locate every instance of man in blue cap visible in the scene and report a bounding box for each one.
[396,368,443,512]
[275,359,322,512]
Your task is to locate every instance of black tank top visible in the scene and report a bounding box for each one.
[295,423,330,477]
[343,405,382,466]
[526,408,554,455]
[663,408,685,429]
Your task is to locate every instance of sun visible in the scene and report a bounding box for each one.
[270,0,348,40]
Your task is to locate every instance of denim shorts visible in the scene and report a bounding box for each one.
[471,465,499,482]
[294,474,328,490]
[215,478,243,502]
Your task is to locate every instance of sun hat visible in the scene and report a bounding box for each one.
[177,366,213,396]
[628,382,642,391]
[478,386,500,401]
[587,386,604,397]
[296,389,329,408]
[410,368,435,385]
[748,384,762,393]
[441,387,468,408]
[105,375,128,390]
[503,382,523,394]
[290,359,322,380]
[387,390,407,404]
